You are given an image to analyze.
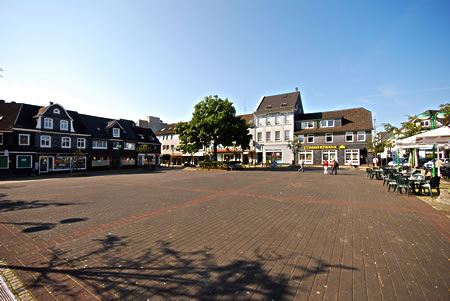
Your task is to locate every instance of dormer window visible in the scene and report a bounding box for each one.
[60,120,69,131]
[265,105,272,110]
[44,118,53,129]
[53,108,60,114]
[280,103,287,107]
[302,121,314,129]
[113,128,120,137]
[321,120,334,128]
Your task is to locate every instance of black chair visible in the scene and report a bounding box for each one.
[396,176,411,196]
[420,176,441,196]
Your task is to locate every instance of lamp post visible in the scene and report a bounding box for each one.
[417,111,446,176]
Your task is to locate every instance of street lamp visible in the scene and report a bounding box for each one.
[417,111,447,176]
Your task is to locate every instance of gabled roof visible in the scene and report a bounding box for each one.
[32,103,74,120]
[295,107,373,134]
[77,114,136,140]
[255,91,302,114]
[0,102,22,131]
[106,120,125,131]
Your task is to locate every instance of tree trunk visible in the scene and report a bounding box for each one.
[213,142,218,161]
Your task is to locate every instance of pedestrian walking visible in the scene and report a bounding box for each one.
[323,160,329,174]
[332,159,339,175]
[298,158,305,172]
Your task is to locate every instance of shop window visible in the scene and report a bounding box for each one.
[345,132,354,142]
[54,156,71,170]
[265,150,282,164]
[357,131,366,142]
[124,142,135,150]
[345,149,360,165]
[0,156,9,169]
[19,134,30,146]
[322,150,337,163]
[16,155,32,169]
[325,133,333,143]
[299,151,313,164]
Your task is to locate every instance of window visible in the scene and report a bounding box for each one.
[284,130,290,141]
[345,149,360,166]
[345,132,354,142]
[307,134,314,143]
[302,121,314,129]
[54,156,71,170]
[266,114,271,126]
[171,145,174,151]
[299,151,313,164]
[258,117,263,126]
[298,135,305,143]
[44,118,53,129]
[321,120,335,128]
[53,108,60,114]
[124,142,135,150]
[0,133,3,145]
[257,132,262,142]
[60,120,69,131]
[266,132,271,142]
[325,133,333,143]
[40,135,51,147]
[275,131,281,141]
[77,138,86,149]
[275,114,281,125]
[357,131,366,142]
[113,141,121,149]
[113,128,120,137]
[19,134,30,146]
[62,137,71,148]
[92,140,107,149]
[322,150,337,163]
[284,113,291,124]
[16,155,32,169]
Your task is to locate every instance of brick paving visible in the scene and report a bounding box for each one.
[0,168,448,300]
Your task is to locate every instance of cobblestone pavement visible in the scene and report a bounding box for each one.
[0,168,448,300]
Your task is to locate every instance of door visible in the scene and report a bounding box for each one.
[39,157,49,173]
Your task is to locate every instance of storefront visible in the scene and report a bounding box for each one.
[265,149,282,164]
[301,145,367,166]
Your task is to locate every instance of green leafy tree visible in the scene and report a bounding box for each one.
[177,95,252,161]
[136,144,155,166]
[175,122,201,165]
[287,138,303,166]
[439,103,449,126]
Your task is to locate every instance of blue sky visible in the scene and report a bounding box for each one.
[1,0,449,129]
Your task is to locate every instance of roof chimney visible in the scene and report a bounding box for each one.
[49,101,54,105]
[295,87,298,92]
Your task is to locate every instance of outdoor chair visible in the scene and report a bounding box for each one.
[366,168,374,179]
[382,169,391,186]
[387,174,398,192]
[420,176,441,197]
[396,176,411,196]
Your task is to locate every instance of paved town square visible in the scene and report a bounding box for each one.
[0,168,449,300]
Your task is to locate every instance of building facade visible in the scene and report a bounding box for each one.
[0,101,161,176]
[294,108,373,166]
[253,90,304,165]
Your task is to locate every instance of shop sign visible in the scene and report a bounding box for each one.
[304,145,346,150]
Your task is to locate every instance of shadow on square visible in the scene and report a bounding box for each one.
[0,234,357,300]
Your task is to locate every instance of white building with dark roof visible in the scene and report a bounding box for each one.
[253,89,304,165]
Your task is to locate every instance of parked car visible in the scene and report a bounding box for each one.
[424,158,448,169]
[388,158,410,167]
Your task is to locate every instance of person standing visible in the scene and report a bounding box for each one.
[330,159,336,175]
[298,158,305,172]
[323,160,329,174]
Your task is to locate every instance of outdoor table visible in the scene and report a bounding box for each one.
[373,169,383,180]
[408,177,427,195]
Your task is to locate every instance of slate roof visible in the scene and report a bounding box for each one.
[0,102,22,131]
[255,91,302,114]
[294,107,373,134]
[9,103,90,134]
[77,114,137,140]
[133,126,160,144]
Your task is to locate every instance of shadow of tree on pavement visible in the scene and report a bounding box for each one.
[0,234,357,300]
